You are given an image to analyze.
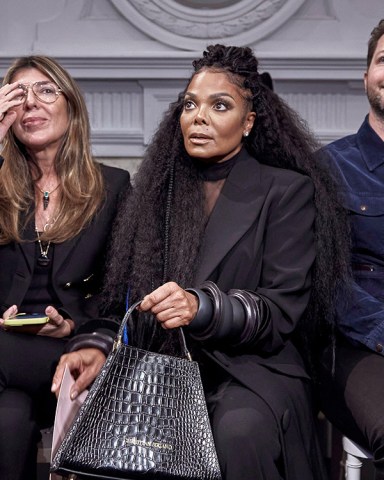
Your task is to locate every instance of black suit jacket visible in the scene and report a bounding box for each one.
[196,149,315,372]
[194,150,325,479]
[0,162,130,331]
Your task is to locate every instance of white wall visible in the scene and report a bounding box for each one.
[1,0,382,173]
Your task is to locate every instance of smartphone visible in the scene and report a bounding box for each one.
[3,313,50,326]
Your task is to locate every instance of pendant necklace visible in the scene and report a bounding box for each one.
[36,183,60,210]
[35,218,56,267]
[35,229,51,267]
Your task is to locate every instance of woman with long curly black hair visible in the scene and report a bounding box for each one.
[53,44,350,479]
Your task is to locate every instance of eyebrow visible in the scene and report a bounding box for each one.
[184,91,235,101]
[18,80,54,87]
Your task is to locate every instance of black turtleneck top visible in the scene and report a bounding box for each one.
[194,149,242,217]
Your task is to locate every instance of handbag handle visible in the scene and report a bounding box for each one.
[114,299,192,361]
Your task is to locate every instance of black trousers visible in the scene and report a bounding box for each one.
[204,364,327,480]
[318,336,384,475]
[0,329,66,480]
[207,379,283,480]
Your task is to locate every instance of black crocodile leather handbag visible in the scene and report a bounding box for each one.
[50,300,222,480]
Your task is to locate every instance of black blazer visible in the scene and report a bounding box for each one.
[196,149,315,372]
[194,150,324,479]
[0,162,130,331]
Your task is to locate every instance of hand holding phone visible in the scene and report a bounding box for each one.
[3,313,50,326]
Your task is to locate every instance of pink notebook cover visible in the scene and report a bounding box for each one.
[51,364,89,460]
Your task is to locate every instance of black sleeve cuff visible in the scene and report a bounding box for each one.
[64,332,114,357]
[187,282,245,342]
[185,288,213,332]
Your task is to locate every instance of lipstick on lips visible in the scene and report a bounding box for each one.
[189,133,212,144]
[22,116,46,128]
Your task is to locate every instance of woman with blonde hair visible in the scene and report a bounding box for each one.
[0,55,130,480]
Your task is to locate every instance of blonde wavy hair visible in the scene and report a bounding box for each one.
[0,55,104,244]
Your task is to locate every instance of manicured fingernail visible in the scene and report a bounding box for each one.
[71,390,78,400]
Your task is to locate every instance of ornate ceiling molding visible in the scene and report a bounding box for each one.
[110,0,307,49]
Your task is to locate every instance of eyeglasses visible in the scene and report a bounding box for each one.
[16,81,63,104]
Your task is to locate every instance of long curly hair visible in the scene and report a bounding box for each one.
[104,45,350,357]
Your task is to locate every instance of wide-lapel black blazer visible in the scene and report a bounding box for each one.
[193,149,320,478]
[195,149,315,374]
[0,162,130,331]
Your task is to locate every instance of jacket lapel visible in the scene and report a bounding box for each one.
[19,213,37,274]
[194,150,269,285]
[51,235,80,278]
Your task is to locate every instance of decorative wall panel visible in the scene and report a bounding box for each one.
[79,80,144,156]
[0,0,382,166]
[110,0,307,49]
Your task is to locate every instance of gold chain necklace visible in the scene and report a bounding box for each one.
[35,229,51,267]
[35,216,57,267]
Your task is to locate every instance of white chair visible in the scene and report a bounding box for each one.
[342,435,373,480]
[37,427,53,465]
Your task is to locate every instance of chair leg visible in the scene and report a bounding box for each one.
[344,451,362,480]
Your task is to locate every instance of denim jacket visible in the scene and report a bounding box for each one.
[323,116,384,354]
